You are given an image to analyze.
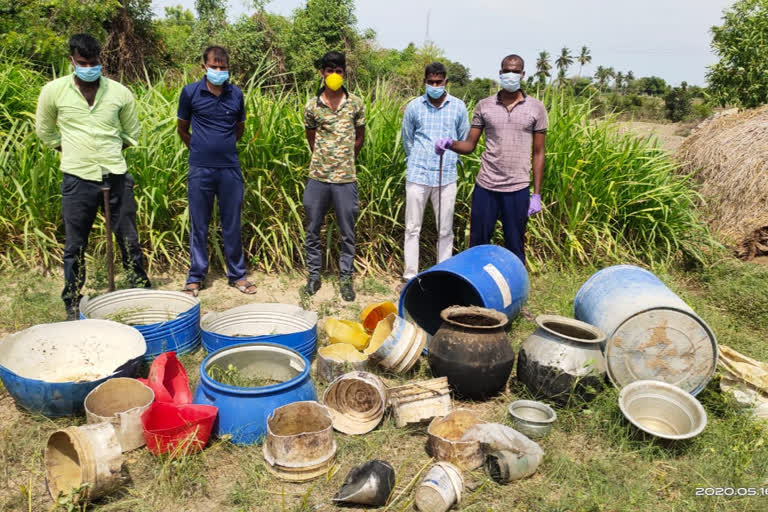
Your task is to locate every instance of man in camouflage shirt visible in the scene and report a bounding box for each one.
[303,51,366,301]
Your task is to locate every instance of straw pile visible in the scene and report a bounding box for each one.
[677,106,768,259]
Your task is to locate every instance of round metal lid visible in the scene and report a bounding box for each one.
[605,308,717,395]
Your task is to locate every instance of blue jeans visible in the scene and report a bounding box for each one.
[187,166,246,284]
[469,184,530,265]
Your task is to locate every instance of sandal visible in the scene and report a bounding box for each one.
[229,279,257,295]
[181,282,202,297]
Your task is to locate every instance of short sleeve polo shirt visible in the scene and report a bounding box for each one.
[472,91,548,192]
[177,77,246,168]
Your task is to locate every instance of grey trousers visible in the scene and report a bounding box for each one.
[303,179,359,278]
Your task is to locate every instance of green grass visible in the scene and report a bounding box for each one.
[1,260,768,511]
[0,60,716,274]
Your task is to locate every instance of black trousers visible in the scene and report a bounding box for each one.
[115,173,151,288]
[61,173,125,307]
[303,179,359,278]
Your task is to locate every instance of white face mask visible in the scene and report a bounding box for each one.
[499,72,522,92]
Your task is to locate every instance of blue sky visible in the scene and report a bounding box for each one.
[152,0,735,86]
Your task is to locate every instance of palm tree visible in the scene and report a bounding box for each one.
[625,70,635,92]
[535,51,552,86]
[577,45,592,77]
[605,67,616,89]
[555,47,574,78]
[594,65,609,90]
[615,71,625,93]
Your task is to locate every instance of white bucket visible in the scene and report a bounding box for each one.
[45,423,123,501]
[85,378,155,452]
[414,462,463,512]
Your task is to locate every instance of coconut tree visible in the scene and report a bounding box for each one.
[535,51,552,86]
[594,65,609,90]
[555,47,574,78]
[577,45,592,77]
[615,71,625,93]
[625,70,635,92]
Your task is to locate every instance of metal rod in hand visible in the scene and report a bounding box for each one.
[102,186,115,292]
[437,153,443,263]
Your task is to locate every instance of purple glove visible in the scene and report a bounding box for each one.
[528,194,542,216]
[434,137,453,156]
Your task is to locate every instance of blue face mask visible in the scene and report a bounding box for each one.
[206,68,229,86]
[74,64,102,83]
[426,84,446,99]
[499,72,522,92]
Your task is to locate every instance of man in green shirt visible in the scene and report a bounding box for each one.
[303,51,365,302]
[36,34,141,320]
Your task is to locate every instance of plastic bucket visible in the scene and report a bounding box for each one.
[141,401,217,455]
[414,462,463,512]
[45,423,123,501]
[263,401,336,482]
[323,371,386,435]
[399,245,529,337]
[574,265,718,394]
[85,378,155,452]
[364,314,426,373]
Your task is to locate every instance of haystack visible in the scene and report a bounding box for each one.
[677,105,768,259]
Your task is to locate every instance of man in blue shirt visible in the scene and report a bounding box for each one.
[400,62,469,288]
[177,46,255,296]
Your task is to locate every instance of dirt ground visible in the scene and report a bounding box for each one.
[618,120,690,153]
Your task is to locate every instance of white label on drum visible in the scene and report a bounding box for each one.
[484,263,512,308]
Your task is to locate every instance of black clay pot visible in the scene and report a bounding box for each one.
[428,306,514,399]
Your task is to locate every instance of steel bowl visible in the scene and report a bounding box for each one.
[618,380,707,440]
[507,400,557,439]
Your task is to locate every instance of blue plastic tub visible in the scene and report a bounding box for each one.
[201,304,318,361]
[0,319,146,416]
[398,245,529,336]
[80,290,201,361]
[193,342,317,444]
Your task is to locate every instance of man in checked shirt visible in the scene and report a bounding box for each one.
[400,62,469,290]
[436,54,546,266]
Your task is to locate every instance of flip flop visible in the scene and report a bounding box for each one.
[181,282,202,297]
[229,280,257,295]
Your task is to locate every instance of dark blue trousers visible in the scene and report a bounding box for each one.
[469,184,530,265]
[187,166,246,284]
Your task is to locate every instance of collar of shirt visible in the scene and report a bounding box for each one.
[495,89,528,105]
[421,93,451,109]
[68,74,107,108]
[198,76,232,97]
[316,88,350,111]
[316,85,350,102]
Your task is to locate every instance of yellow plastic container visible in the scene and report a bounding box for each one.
[360,301,397,333]
[324,319,371,350]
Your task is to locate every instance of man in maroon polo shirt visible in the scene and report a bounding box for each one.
[435,54,546,265]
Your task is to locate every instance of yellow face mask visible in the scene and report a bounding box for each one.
[325,73,343,91]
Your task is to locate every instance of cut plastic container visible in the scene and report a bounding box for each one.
[141,401,217,455]
[85,378,155,452]
[138,352,192,405]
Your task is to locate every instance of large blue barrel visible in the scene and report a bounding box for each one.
[201,304,317,361]
[574,265,717,395]
[193,342,317,444]
[398,245,529,336]
[0,319,146,416]
[80,290,201,361]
